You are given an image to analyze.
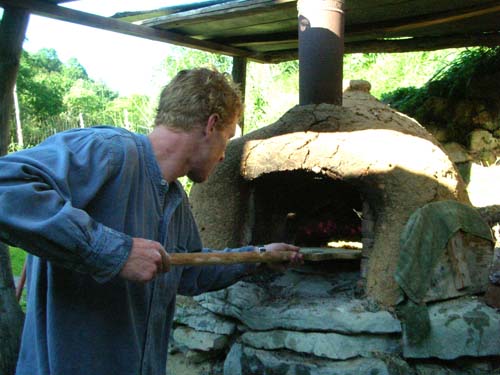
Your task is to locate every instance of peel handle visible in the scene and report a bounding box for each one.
[169,250,292,266]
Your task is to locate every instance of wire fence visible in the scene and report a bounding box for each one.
[9,115,153,151]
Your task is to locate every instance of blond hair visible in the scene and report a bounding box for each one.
[154,68,242,131]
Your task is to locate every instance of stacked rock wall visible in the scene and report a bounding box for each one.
[168,266,500,375]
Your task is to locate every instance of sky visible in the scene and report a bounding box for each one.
[21,0,207,96]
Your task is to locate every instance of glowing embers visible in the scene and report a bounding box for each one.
[291,207,362,248]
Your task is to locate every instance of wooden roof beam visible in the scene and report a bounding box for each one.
[349,2,500,36]
[137,0,296,28]
[261,32,500,63]
[0,0,266,61]
[345,33,500,54]
[210,31,297,46]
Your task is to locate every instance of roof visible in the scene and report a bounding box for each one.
[3,0,500,63]
[114,0,500,63]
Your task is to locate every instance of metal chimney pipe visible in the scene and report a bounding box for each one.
[298,0,345,106]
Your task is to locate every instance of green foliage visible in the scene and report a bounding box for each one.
[344,49,462,98]
[240,51,462,133]
[381,47,500,144]
[8,142,26,153]
[178,176,194,194]
[154,48,300,134]
[8,247,26,277]
[62,57,89,82]
[16,50,67,119]
[382,47,500,106]
[104,94,155,133]
[160,46,233,80]
[13,48,154,146]
[64,79,118,125]
[380,86,426,114]
[426,47,500,98]
[14,45,488,150]
[244,60,299,133]
[9,247,28,311]
[29,48,63,73]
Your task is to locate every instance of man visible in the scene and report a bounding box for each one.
[0,68,301,375]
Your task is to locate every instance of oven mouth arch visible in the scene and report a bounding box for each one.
[248,169,370,251]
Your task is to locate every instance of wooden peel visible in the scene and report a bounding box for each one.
[168,247,361,266]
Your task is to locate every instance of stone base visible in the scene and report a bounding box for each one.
[170,267,500,375]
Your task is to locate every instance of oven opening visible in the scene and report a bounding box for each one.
[250,170,364,252]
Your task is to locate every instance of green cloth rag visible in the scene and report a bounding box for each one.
[395,200,494,345]
[395,200,493,303]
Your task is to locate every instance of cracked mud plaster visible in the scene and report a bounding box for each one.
[191,87,470,306]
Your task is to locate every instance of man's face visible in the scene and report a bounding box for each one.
[187,118,237,183]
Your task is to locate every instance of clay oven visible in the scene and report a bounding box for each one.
[190,0,474,305]
[190,82,470,305]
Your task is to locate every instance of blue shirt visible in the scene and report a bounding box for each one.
[0,126,254,375]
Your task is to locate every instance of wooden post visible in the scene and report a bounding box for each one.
[231,56,247,135]
[0,6,30,375]
[123,109,131,130]
[0,241,25,375]
[0,6,29,156]
[13,84,23,148]
[78,113,85,128]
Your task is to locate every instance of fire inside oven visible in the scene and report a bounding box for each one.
[250,170,363,250]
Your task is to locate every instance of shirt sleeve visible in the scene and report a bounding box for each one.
[0,129,133,283]
[177,247,258,296]
[173,192,257,296]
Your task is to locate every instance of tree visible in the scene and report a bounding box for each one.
[14,49,118,145]
[62,57,88,82]
[63,79,117,125]
[0,6,29,375]
[160,46,232,80]
[104,94,155,133]
[16,49,67,121]
[343,50,462,98]
[157,47,301,134]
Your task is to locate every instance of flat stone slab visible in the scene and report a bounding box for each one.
[195,270,401,334]
[173,326,229,352]
[174,302,236,335]
[403,297,500,359]
[414,362,496,375]
[167,352,221,375]
[224,343,412,375]
[241,329,401,360]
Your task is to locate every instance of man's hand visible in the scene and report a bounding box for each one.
[119,238,171,282]
[259,242,303,272]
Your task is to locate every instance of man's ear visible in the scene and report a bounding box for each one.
[205,113,220,135]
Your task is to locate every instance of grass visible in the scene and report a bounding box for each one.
[8,247,28,311]
[9,246,27,277]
